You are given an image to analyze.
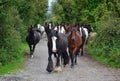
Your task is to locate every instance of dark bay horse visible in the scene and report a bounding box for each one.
[67,26,82,68]
[26,25,41,58]
[45,22,69,72]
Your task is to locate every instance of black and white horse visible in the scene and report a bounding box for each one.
[26,25,41,58]
[77,23,94,56]
[37,24,45,38]
[45,22,69,72]
[53,23,66,34]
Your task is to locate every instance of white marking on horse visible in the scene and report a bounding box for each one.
[37,24,41,28]
[83,28,88,39]
[40,26,45,32]
[54,26,58,31]
[55,25,65,34]
[79,27,83,36]
[60,26,65,34]
[52,36,57,52]
[49,23,52,29]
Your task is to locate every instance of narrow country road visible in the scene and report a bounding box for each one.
[0,38,120,81]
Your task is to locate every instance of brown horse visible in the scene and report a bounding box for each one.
[67,26,82,68]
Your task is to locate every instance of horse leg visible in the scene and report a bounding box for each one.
[33,44,36,52]
[75,54,77,65]
[63,50,69,67]
[70,52,75,68]
[54,52,62,72]
[56,54,60,67]
[46,51,53,72]
[28,44,32,55]
[81,47,84,56]
[41,32,43,38]
[30,44,36,58]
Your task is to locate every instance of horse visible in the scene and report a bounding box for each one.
[67,25,82,68]
[44,22,69,72]
[26,25,41,58]
[78,23,94,45]
[83,24,94,34]
[53,23,66,34]
[37,24,45,38]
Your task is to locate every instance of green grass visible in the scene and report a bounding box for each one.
[87,44,120,68]
[0,43,29,76]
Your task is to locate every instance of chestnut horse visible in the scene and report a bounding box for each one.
[67,25,82,68]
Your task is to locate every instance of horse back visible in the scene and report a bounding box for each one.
[26,30,41,45]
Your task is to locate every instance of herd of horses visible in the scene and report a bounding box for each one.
[26,22,94,73]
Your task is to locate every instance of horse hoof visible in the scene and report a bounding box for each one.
[46,68,53,73]
[46,61,54,73]
[54,67,62,72]
[71,64,74,68]
[64,64,68,67]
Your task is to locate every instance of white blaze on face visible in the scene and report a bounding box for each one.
[52,36,57,52]
[61,26,65,34]
[49,23,52,29]
[54,26,58,31]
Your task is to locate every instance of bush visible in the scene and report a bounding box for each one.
[89,17,120,66]
[0,27,21,65]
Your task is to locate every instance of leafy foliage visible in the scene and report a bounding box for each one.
[0,0,47,66]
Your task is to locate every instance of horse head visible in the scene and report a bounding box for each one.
[84,24,94,34]
[50,30,59,53]
[68,27,79,41]
[28,25,34,34]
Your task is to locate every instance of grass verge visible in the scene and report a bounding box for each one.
[87,44,120,68]
[0,43,29,76]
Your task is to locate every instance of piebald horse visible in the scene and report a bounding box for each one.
[53,23,66,34]
[45,22,69,72]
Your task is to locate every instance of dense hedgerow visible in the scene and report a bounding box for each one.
[90,18,120,65]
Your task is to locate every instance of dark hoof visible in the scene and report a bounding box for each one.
[71,64,74,68]
[46,68,53,72]
[46,61,53,72]
[75,63,77,65]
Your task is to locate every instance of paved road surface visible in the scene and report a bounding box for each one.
[0,38,120,81]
